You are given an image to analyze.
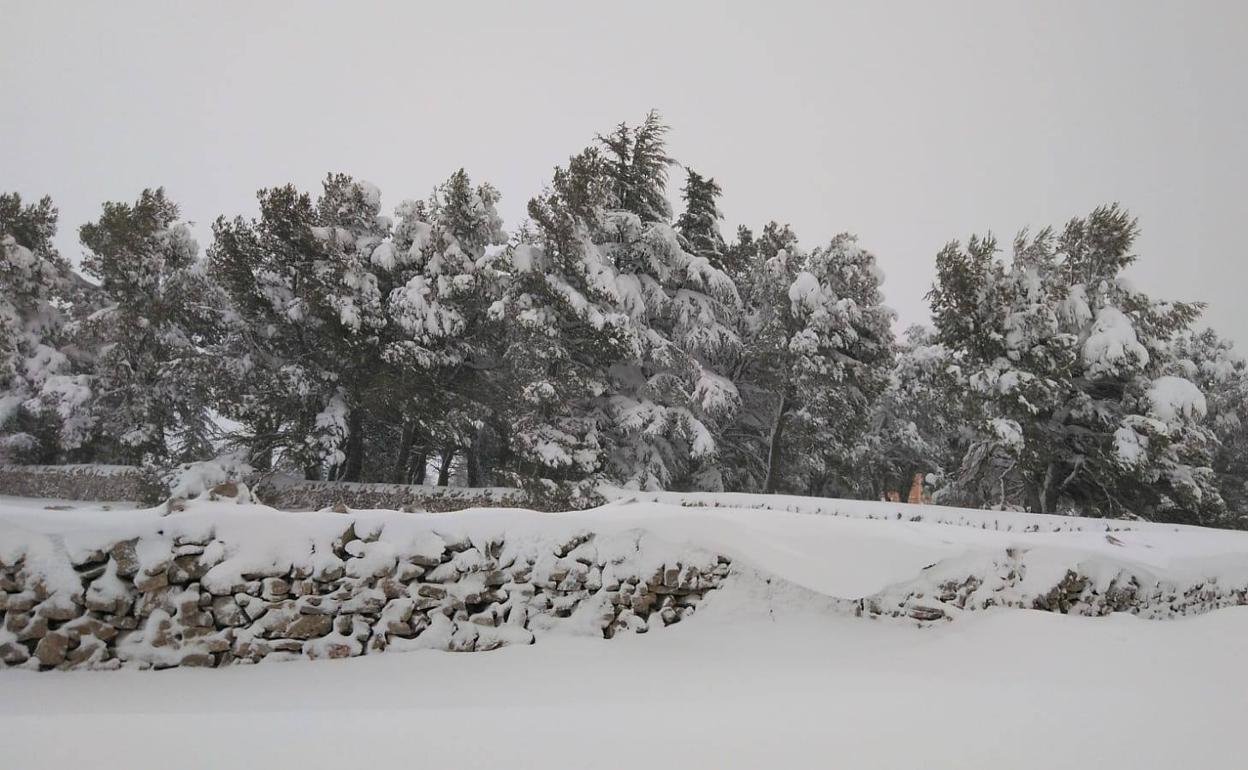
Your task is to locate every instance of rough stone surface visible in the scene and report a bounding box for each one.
[864,549,1248,625]
[34,632,69,666]
[0,524,732,671]
[0,464,163,503]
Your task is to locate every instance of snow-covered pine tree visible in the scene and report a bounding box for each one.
[928,229,1058,509]
[718,222,801,491]
[0,193,93,462]
[658,239,742,490]
[78,188,222,465]
[208,175,390,480]
[309,174,392,481]
[675,169,728,272]
[586,116,740,490]
[593,206,742,490]
[719,224,894,494]
[596,110,673,224]
[1168,329,1247,525]
[777,234,895,495]
[208,186,319,475]
[854,325,970,501]
[380,169,510,485]
[498,146,634,485]
[930,205,1223,524]
[496,111,735,491]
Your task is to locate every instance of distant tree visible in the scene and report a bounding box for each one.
[595,203,741,490]
[675,169,727,272]
[596,110,674,223]
[774,235,895,494]
[496,112,744,490]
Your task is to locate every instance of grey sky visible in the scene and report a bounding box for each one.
[3,1,1245,342]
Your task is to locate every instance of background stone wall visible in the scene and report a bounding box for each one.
[0,465,163,504]
[0,464,593,513]
[251,477,541,512]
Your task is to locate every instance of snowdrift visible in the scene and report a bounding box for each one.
[2,489,1247,670]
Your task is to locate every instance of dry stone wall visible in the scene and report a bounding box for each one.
[0,464,163,504]
[251,477,545,513]
[861,546,1248,623]
[0,464,594,513]
[0,512,731,671]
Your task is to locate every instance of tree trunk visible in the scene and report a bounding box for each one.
[466,442,480,488]
[411,449,427,485]
[436,446,455,487]
[492,419,513,482]
[304,463,320,482]
[249,416,273,472]
[250,441,272,472]
[341,409,365,482]
[1040,462,1060,514]
[763,396,788,494]
[393,422,416,484]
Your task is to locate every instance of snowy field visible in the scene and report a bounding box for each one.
[3,491,1248,769]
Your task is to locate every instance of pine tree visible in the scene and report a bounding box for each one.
[0,193,93,461]
[717,222,801,490]
[495,112,738,490]
[854,326,971,501]
[596,110,673,223]
[675,169,727,271]
[718,224,893,494]
[78,188,222,465]
[379,169,510,485]
[496,146,632,483]
[586,114,743,489]
[1167,329,1247,526]
[208,175,391,480]
[310,174,392,481]
[930,205,1223,523]
[775,235,895,495]
[596,203,741,490]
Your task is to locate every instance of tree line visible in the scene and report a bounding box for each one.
[2,111,1245,527]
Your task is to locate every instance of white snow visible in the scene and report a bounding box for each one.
[164,453,253,501]
[1114,425,1149,467]
[2,490,1247,768]
[2,605,1244,770]
[989,417,1024,452]
[1146,375,1207,424]
[1082,306,1150,376]
[355,180,382,208]
[511,243,539,273]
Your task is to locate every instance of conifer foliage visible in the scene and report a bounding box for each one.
[0,194,90,461]
[2,114,1245,528]
[78,189,222,465]
[929,206,1227,524]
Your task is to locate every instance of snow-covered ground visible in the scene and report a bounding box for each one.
[3,491,1247,769]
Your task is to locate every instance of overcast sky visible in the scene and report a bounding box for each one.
[3,1,1245,341]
